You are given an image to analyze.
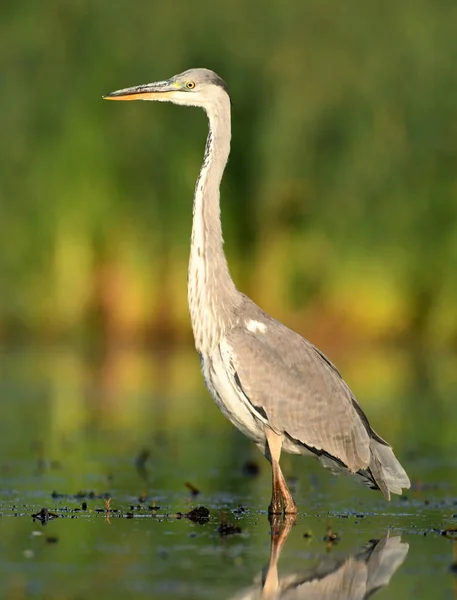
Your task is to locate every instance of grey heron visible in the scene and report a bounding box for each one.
[104,68,410,514]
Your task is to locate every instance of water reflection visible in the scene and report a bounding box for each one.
[232,516,409,600]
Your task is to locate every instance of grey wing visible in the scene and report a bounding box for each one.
[225,306,372,472]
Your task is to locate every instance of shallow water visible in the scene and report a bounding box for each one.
[0,345,456,599]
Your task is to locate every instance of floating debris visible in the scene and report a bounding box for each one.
[175,506,210,524]
[81,502,87,511]
[185,506,210,524]
[232,505,246,516]
[32,508,59,526]
[323,525,340,546]
[441,528,457,540]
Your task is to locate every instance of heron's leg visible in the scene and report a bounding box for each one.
[262,513,296,598]
[269,459,284,515]
[265,428,297,515]
[274,462,297,515]
[269,512,296,554]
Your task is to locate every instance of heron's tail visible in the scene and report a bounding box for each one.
[367,438,411,500]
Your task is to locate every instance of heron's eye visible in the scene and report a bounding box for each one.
[186,81,195,89]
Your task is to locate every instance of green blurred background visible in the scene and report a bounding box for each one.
[1,0,457,474]
[2,0,457,349]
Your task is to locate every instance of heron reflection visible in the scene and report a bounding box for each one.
[232,516,409,600]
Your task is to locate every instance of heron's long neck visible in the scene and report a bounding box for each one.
[188,96,239,353]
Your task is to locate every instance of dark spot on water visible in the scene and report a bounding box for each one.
[218,511,241,536]
[218,521,242,536]
[46,536,58,544]
[323,526,340,545]
[32,508,59,526]
[303,531,313,539]
[185,506,210,524]
[232,505,246,515]
[441,528,457,539]
[82,502,87,510]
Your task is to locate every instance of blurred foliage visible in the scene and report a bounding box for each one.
[1,0,457,347]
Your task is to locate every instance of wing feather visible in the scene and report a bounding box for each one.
[226,300,371,471]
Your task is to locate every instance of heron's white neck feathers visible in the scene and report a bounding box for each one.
[188,94,239,353]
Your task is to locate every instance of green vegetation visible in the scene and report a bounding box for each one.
[1,0,457,347]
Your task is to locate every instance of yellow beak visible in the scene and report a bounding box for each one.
[103,80,177,101]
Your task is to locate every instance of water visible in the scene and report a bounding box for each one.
[0,345,456,599]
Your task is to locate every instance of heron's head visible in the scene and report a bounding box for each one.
[103,68,229,109]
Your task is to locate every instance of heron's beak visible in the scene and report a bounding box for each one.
[103,80,178,101]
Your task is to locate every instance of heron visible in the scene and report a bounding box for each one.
[104,68,410,514]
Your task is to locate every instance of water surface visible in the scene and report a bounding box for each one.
[0,345,456,598]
